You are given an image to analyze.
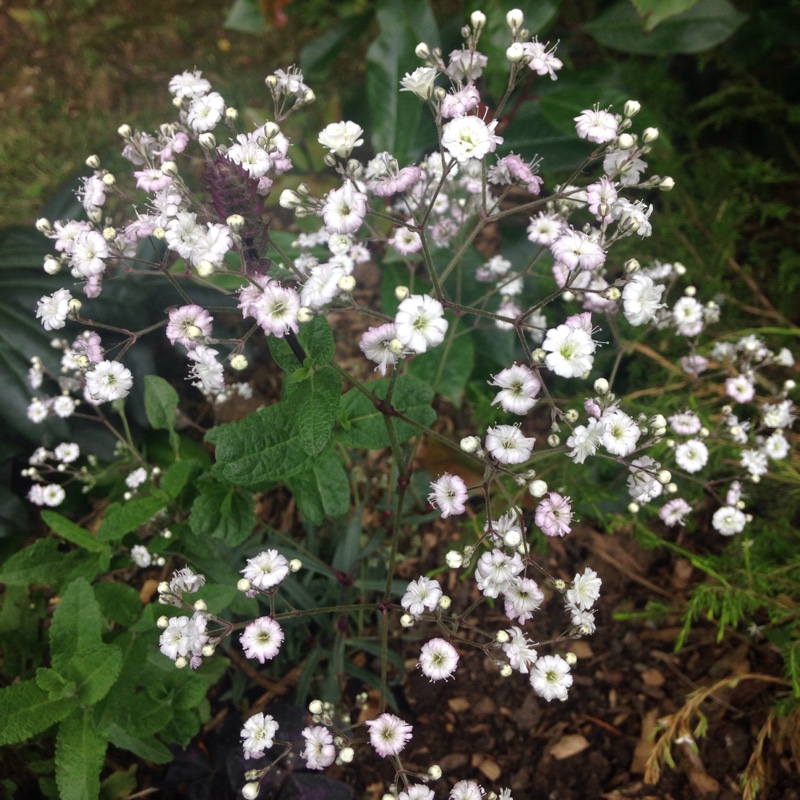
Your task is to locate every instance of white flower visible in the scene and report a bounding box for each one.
[485,424,535,465]
[673,296,704,337]
[566,418,606,464]
[675,439,709,474]
[27,399,49,423]
[522,38,563,80]
[54,442,80,463]
[400,786,435,800]
[321,181,368,235]
[530,654,573,701]
[502,627,538,673]
[240,616,285,663]
[712,505,747,536]
[187,91,225,132]
[241,550,290,591]
[86,361,133,402]
[169,69,211,99]
[741,449,768,477]
[360,323,401,376]
[489,364,541,414]
[566,567,602,611]
[187,345,225,395]
[551,228,606,271]
[601,409,641,457]
[401,576,442,617]
[301,726,336,770]
[574,106,618,143]
[301,262,345,309]
[613,198,653,237]
[504,577,544,624]
[659,498,692,527]
[70,230,108,278]
[42,484,66,507]
[366,713,413,758]
[400,66,438,99]
[527,212,565,245]
[475,549,523,598]
[622,274,665,325]
[241,712,279,760]
[131,544,152,567]
[449,780,485,800]
[126,467,148,489]
[318,121,364,158]
[36,288,73,331]
[763,431,789,460]
[418,638,459,681]
[253,284,300,338]
[441,115,503,164]
[52,396,76,418]
[394,294,448,354]
[429,473,468,518]
[627,456,663,503]
[542,324,596,378]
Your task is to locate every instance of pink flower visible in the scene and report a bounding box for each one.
[535,492,573,537]
[366,713,413,757]
[166,304,214,349]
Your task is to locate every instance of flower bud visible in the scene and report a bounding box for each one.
[193,599,207,612]
[659,176,675,191]
[506,42,525,62]
[196,259,215,277]
[625,258,640,274]
[657,470,672,485]
[623,99,641,118]
[309,699,324,715]
[564,409,579,423]
[499,663,513,677]
[532,348,546,364]
[471,10,486,30]
[415,42,431,59]
[506,8,524,29]
[673,261,687,276]
[400,613,415,628]
[565,651,578,665]
[175,656,188,669]
[603,286,621,302]
[784,379,796,392]
[503,528,522,548]
[303,89,315,104]
[35,217,51,233]
[85,154,101,169]
[161,160,178,178]
[438,595,451,610]
[459,435,481,454]
[102,173,115,187]
[226,214,245,232]
[237,578,252,592]
[684,285,696,297]
[642,127,659,143]
[337,275,356,293]
[163,528,173,539]
[67,299,82,318]
[528,479,548,498]
[547,433,560,448]
[153,227,165,239]
[394,285,410,301]
[339,747,354,763]
[323,153,337,168]
[230,354,248,371]
[628,502,639,514]
[388,338,405,355]
[198,132,216,149]
[242,782,260,800]
[289,558,302,572]
[44,256,61,275]
[117,124,132,138]
[265,74,278,89]
[157,615,170,629]
[102,226,116,241]
[225,107,238,122]
[428,764,442,780]
[617,132,635,150]
[594,377,609,395]
[445,550,463,569]
[561,290,575,303]
[202,643,216,657]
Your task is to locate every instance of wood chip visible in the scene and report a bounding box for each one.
[550,734,590,760]
[569,641,593,659]
[630,707,660,774]
[471,753,502,781]
[448,697,470,712]
[641,668,666,687]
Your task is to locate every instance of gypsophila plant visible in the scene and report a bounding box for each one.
[2,6,797,800]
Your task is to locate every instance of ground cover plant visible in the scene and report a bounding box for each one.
[1,2,799,800]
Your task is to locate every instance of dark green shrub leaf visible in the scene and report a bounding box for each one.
[94,583,143,627]
[189,477,256,546]
[286,365,342,456]
[144,374,179,431]
[55,707,107,800]
[66,644,123,705]
[49,578,103,672]
[41,511,107,553]
[0,680,77,745]
[285,452,350,525]
[97,496,166,543]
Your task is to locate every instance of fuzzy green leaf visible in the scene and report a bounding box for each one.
[286,365,342,456]
[55,707,108,800]
[0,537,82,587]
[268,315,335,374]
[97,496,166,543]
[106,723,173,764]
[144,375,179,431]
[336,375,436,449]
[0,680,78,745]
[207,402,317,488]
[93,583,143,627]
[189,477,256,546]
[285,452,350,525]
[41,511,107,553]
[49,578,102,673]
[66,644,123,705]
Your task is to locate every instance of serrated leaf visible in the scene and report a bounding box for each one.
[106,723,173,764]
[159,458,199,499]
[66,644,122,704]
[55,707,107,800]
[335,375,436,449]
[285,452,350,525]
[207,402,318,488]
[286,366,342,456]
[0,537,80,587]
[49,578,102,673]
[35,667,71,697]
[94,582,143,627]
[268,315,335,374]
[299,12,372,80]
[143,375,179,431]
[97,496,165,543]
[41,511,107,553]
[583,0,747,55]
[189,478,256,546]
[0,680,78,745]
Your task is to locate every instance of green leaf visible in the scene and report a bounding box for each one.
[159,459,199,499]
[331,511,363,574]
[366,0,440,160]
[408,319,474,405]
[106,723,173,764]
[35,667,72,698]
[299,13,373,80]
[97,496,166,543]
[583,0,747,54]
[94,583,143,627]
[189,477,256,546]
[285,452,350,525]
[41,511,108,553]
[0,537,81,587]
[144,375,179,430]
[55,707,107,800]
[207,402,317,488]
[224,0,266,34]
[49,578,103,673]
[66,645,123,704]
[0,680,78,745]
[336,375,436,449]
[268,315,336,374]
[285,365,342,457]
[631,0,700,30]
